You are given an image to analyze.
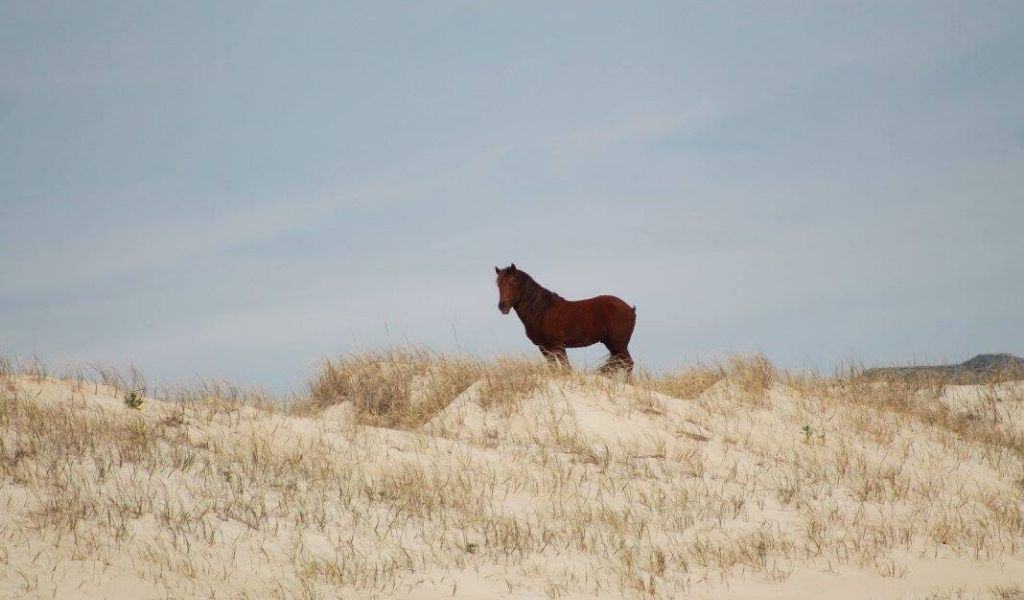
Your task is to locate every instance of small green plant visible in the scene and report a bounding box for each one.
[801,424,826,445]
[464,542,478,554]
[124,389,144,410]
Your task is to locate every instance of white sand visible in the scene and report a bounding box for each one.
[2,372,1023,598]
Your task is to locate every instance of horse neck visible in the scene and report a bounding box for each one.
[513,279,560,326]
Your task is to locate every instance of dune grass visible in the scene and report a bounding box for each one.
[1,350,1023,598]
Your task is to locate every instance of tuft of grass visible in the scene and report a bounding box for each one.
[123,389,144,410]
[642,363,724,400]
[476,357,549,414]
[726,353,776,405]
[305,348,480,428]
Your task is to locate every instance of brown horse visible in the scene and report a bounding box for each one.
[495,263,636,372]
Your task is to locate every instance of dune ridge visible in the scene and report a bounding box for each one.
[2,352,1023,599]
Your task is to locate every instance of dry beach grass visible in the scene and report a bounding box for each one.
[1,351,1024,598]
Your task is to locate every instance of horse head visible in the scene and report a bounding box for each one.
[494,263,520,314]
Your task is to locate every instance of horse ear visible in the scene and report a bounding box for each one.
[494,266,500,274]
[510,263,517,272]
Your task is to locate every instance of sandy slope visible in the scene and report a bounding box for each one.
[2,370,1023,599]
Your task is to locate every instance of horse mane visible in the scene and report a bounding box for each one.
[514,270,563,321]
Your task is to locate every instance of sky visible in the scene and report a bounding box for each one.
[2,1,1022,392]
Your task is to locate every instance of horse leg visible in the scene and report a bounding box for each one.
[552,347,570,371]
[601,342,634,375]
[540,346,570,371]
[618,349,635,375]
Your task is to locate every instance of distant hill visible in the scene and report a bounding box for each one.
[863,353,1024,383]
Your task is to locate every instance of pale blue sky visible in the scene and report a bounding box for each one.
[2,1,1022,391]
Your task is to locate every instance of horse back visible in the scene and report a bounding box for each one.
[536,294,634,347]
[586,295,635,321]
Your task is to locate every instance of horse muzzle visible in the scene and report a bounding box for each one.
[498,303,511,315]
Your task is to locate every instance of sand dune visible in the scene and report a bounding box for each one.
[2,354,1023,598]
